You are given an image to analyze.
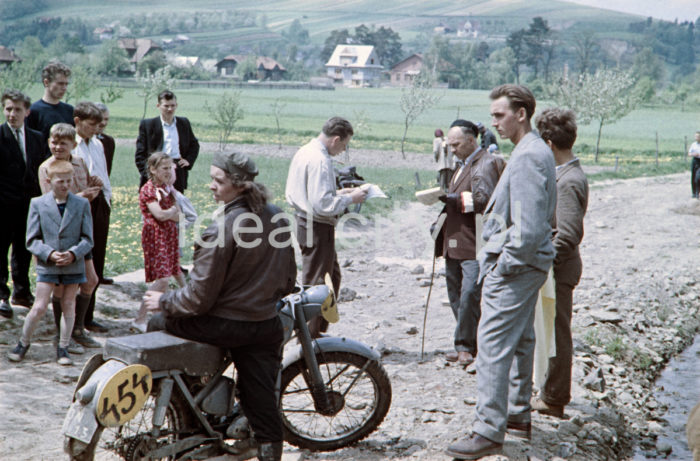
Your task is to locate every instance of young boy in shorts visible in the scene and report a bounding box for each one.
[38,123,102,351]
[9,160,93,365]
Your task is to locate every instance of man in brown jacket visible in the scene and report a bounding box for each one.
[437,119,505,366]
[531,108,589,417]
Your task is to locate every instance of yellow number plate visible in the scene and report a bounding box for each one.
[96,364,152,427]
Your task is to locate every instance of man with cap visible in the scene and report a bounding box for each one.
[436,119,505,367]
[144,151,297,461]
[433,128,453,192]
[285,116,367,338]
[476,122,499,151]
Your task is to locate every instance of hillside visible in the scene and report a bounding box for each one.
[5,0,641,46]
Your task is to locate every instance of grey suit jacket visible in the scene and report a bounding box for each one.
[478,131,556,281]
[26,192,94,275]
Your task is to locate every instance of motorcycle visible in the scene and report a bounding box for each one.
[62,280,392,460]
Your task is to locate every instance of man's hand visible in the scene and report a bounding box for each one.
[79,186,102,201]
[143,290,164,311]
[177,158,190,168]
[438,193,460,207]
[347,187,367,204]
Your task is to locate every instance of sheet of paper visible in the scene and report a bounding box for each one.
[360,183,388,199]
[415,187,443,205]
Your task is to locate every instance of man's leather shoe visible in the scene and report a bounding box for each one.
[445,351,459,362]
[85,320,108,332]
[99,277,114,285]
[0,299,13,319]
[10,294,34,308]
[506,420,531,439]
[458,351,475,366]
[531,397,565,418]
[446,433,502,460]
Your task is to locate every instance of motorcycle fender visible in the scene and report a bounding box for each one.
[62,360,152,443]
[282,336,380,369]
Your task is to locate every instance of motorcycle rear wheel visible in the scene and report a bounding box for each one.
[66,389,191,461]
[280,351,391,451]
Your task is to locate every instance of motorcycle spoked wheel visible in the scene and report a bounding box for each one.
[280,351,391,451]
[66,390,191,461]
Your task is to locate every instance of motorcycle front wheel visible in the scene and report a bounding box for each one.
[66,389,191,461]
[280,351,391,451]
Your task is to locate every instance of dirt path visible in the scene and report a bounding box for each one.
[0,163,697,459]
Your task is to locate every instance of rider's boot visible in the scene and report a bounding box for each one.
[257,441,282,461]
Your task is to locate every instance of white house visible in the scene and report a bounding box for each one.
[325,44,383,88]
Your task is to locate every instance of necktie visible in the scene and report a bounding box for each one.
[14,128,25,160]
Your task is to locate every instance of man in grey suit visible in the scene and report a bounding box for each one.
[447,84,557,460]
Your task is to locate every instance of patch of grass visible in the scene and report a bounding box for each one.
[583,327,603,348]
[604,335,628,360]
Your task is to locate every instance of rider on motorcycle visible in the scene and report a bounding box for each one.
[143,151,297,461]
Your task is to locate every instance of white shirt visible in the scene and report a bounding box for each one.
[8,123,26,160]
[161,116,181,159]
[285,138,352,225]
[689,141,700,158]
[73,135,112,205]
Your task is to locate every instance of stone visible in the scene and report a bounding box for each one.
[656,441,672,456]
[406,326,418,335]
[558,421,580,436]
[583,367,606,392]
[590,311,623,324]
[338,287,357,302]
[411,265,424,274]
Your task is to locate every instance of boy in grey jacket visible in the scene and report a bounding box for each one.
[8,160,93,366]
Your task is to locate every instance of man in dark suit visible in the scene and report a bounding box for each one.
[436,119,505,366]
[95,102,115,176]
[0,90,48,318]
[135,90,199,193]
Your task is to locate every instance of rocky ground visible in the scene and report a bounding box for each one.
[0,142,698,460]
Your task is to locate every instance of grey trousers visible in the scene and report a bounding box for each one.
[445,258,481,354]
[473,267,548,444]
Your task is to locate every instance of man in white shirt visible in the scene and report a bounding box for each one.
[72,101,112,334]
[285,117,366,337]
[135,90,199,193]
[688,131,700,198]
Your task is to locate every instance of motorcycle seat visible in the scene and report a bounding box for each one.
[103,331,225,376]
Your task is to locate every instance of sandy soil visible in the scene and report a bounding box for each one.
[0,142,698,460]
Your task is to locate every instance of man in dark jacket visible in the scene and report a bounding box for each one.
[135,90,199,193]
[436,119,505,366]
[144,151,296,461]
[0,90,48,318]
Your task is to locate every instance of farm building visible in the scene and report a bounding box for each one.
[117,38,162,73]
[0,46,20,67]
[215,55,287,80]
[325,45,383,88]
[389,53,424,86]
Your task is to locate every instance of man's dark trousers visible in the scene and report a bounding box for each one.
[692,157,700,197]
[86,192,110,323]
[0,200,32,300]
[296,216,341,336]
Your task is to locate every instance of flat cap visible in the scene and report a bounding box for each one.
[212,151,258,181]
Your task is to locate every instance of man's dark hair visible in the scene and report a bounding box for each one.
[535,108,577,150]
[73,101,103,122]
[41,60,71,83]
[158,90,176,103]
[1,89,31,109]
[489,84,536,121]
[450,119,479,138]
[322,116,354,139]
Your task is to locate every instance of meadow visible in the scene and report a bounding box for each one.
[35,83,696,277]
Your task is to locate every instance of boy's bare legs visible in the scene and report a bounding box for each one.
[72,261,101,347]
[58,284,79,348]
[20,282,54,346]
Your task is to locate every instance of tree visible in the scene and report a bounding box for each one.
[137,50,168,75]
[236,56,258,81]
[95,40,131,76]
[205,92,244,150]
[573,30,601,74]
[271,98,286,149]
[321,29,351,63]
[64,65,98,103]
[99,82,124,105]
[282,19,310,45]
[506,29,526,84]
[399,74,443,158]
[0,60,37,93]
[553,69,640,161]
[137,66,175,119]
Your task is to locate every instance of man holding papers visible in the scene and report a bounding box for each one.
[436,119,505,366]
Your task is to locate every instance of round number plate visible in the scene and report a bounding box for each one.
[96,364,152,427]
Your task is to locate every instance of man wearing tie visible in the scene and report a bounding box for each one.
[436,119,505,367]
[0,90,47,318]
[135,90,199,193]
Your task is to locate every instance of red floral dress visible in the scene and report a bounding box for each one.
[140,180,181,282]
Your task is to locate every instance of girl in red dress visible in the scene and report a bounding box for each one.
[132,152,185,332]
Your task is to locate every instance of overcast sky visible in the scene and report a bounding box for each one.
[568,0,698,22]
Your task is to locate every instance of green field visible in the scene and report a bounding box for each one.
[20,83,694,277]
